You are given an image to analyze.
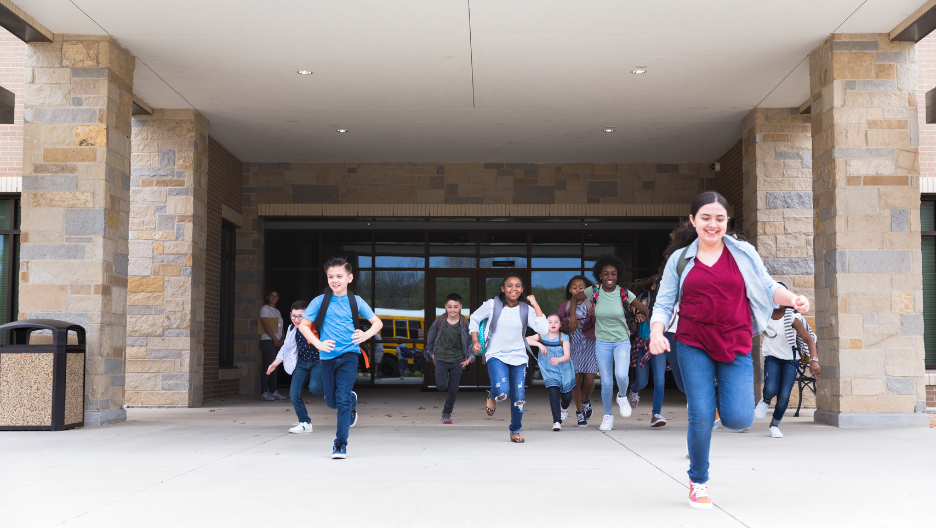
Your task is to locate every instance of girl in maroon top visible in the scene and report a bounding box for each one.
[648,192,809,510]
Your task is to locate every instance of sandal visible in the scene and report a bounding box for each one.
[485,396,496,416]
[510,434,524,443]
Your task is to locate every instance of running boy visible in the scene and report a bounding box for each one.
[266,299,324,434]
[299,256,383,459]
[424,293,473,424]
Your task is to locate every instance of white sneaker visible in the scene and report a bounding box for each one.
[712,419,719,429]
[552,422,561,431]
[769,425,783,438]
[260,392,274,401]
[560,406,569,421]
[754,398,769,420]
[599,414,614,431]
[289,422,313,433]
[271,391,286,400]
[616,394,632,418]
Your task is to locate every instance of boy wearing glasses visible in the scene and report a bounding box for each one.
[267,299,324,433]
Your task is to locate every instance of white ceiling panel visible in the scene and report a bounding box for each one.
[13,0,929,162]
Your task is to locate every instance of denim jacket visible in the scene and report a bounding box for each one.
[649,236,782,337]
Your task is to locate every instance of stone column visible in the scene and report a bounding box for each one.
[742,108,816,402]
[809,34,928,426]
[20,36,134,425]
[126,109,208,407]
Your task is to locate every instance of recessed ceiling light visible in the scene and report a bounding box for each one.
[631,66,647,74]
[603,127,615,133]
[297,70,313,75]
[336,129,348,133]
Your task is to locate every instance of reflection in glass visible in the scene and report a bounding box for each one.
[0,200,10,230]
[531,271,582,314]
[375,232,425,268]
[375,270,425,385]
[434,277,471,317]
[323,232,372,272]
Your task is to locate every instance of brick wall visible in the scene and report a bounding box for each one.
[0,27,24,179]
[204,138,242,400]
[715,140,743,232]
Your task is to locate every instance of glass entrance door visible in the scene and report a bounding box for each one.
[426,271,478,388]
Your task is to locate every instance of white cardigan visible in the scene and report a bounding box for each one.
[274,325,299,374]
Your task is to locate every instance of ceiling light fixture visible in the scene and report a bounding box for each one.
[603,127,615,133]
[631,66,647,74]
[336,129,348,133]
[297,70,313,75]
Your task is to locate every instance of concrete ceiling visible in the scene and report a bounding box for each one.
[14,0,927,163]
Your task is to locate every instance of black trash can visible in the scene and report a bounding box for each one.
[0,320,86,431]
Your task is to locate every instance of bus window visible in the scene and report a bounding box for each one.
[408,319,422,340]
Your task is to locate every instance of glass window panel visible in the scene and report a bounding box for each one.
[265,270,317,316]
[531,233,581,268]
[429,232,477,268]
[0,235,7,327]
[375,232,425,268]
[922,201,935,232]
[922,237,936,366]
[585,232,635,270]
[322,232,372,271]
[10,234,17,326]
[375,270,425,385]
[0,200,10,230]
[480,232,527,268]
[434,277,472,317]
[266,231,319,269]
[531,271,582,314]
[636,231,671,270]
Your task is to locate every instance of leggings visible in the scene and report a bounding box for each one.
[547,386,573,423]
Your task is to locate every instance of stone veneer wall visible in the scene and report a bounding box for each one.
[234,161,716,392]
[204,138,242,400]
[809,34,927,425]
[20,35,134,424]
[715,140,743,229]
[0,26,24,180]
[126,109,208,407]
[742,108,816,405]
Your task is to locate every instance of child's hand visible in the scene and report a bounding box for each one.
[460,358,471,367]
[548,357,559,366]
[266,360,281,375]
[351,329,367,345]
[472,342,481,354]
[809,362,821,377]
[318,340,336,352]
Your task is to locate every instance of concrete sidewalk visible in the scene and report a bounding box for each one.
[1,389,934,527]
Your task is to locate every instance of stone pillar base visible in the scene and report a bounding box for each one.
[814,410,930,427]
[83,409,127,426]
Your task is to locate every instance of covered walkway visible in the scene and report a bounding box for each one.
[2,390,934,527]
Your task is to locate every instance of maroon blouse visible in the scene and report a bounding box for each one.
[676,248,752,362]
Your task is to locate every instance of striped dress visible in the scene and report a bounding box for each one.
[568,302,598,374]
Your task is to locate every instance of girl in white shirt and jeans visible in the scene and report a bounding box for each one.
[470,274,548,443]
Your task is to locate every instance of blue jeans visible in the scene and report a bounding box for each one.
[762,356,798,424]
[487,358,526,434]
[290,359,324,424]
[321,353,358,447]
[595,340,630,416]
[631,351,666,415]
[663,332,685,394]
[677,340,754,484]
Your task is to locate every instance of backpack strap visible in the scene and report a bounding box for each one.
[489,297,504,336]
[313,288,333,338]
[519,301,529,336]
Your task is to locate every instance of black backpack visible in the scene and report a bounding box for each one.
[312,288,370,366]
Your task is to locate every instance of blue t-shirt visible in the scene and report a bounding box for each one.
[302,293,376,361]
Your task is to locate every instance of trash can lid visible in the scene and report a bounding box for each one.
[0,319,86,346]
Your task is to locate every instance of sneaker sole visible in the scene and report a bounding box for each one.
[443,421,453,424]
[688,500,713,510]
[651,421,666,427]
[289,429,313,434]
[331,453,347,459]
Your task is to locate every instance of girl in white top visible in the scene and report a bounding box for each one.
[259,290,285,401]
[469,273,547,443]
